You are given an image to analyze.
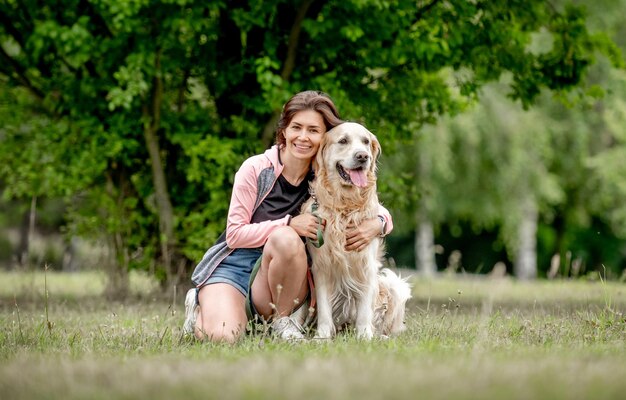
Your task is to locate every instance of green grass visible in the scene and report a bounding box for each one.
[1,269,625,399]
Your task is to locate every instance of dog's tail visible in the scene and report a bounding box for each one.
[375,268,412,336]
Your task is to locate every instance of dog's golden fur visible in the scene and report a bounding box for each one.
[303,122,411,339]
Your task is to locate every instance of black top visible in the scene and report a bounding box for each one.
[251,169,314,223]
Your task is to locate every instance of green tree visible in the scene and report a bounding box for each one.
[385,0,626,279]
[0,0,620,291]
[0,0,240,295]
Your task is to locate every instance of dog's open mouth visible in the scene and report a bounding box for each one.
[337,163,368,188]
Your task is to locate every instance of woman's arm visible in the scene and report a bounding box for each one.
[225,159,289,248]
[344,203,393,251]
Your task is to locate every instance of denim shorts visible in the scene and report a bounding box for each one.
[201,248,263,296]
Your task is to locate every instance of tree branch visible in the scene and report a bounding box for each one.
[280,0,314,81]
[0,2,32,48]
[177,68,190,113]
[414,0,442,23]
[0,44,45,101]
[261,0,315,147]
[152,48,163,131]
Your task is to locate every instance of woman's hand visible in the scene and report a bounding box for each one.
[288,213,325,240]
[345,217,383,251]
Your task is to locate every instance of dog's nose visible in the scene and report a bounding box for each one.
[354,151,370,163]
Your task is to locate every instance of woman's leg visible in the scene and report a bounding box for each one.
[196,283,247,343]
[251,226,309,320]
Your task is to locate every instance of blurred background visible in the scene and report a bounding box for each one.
[1,0,625,296]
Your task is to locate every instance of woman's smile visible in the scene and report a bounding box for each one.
[283,109,325,161]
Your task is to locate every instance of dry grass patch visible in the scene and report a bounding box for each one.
[0,270,625,399]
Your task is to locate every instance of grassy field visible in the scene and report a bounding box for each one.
[1,269,625,400]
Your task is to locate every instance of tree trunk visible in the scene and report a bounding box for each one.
[104,172,130,298]
[514,198,538,280]
[105,231,130,300]
[143,122,175,282]
[16,196,37,268]
[142,49,177,286]
[415,211,437,276]
[413,133,436,276]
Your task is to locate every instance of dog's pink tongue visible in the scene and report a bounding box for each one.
[348,169,368,188]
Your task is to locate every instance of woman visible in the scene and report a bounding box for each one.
[183,91,393,342]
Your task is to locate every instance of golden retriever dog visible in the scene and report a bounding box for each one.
[302,122,412,340]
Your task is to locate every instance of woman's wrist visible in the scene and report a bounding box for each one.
[377,215,386,237]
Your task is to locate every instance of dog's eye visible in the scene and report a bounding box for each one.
[338,137,348,145]
[363,138,370,145]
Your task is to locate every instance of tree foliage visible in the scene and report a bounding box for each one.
[383,0,626,278]
[0,0,621,289]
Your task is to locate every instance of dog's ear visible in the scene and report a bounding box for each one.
[370,133,381,172]
[314,130,332,174]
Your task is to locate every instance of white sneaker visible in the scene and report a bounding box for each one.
[183,288,198,335]
[271,316,305,340]
[290,300,309,326]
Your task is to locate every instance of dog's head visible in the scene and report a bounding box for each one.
[315,122,381,188]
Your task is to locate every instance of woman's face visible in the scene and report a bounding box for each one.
[283,109,326,162]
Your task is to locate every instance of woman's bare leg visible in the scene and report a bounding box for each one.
[251,226,309,320]
[195,283,247,343]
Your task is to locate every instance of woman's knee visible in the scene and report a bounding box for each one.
[196,283,247,343]
[266,226,305,259]
[195,322,245,343]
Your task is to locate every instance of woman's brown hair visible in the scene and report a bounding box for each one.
[275,91,343,147]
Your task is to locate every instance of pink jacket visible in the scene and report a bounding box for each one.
[225,145,393,248]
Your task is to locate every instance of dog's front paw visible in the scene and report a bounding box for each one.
[356,325,374,340]
[315,324,333,340]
